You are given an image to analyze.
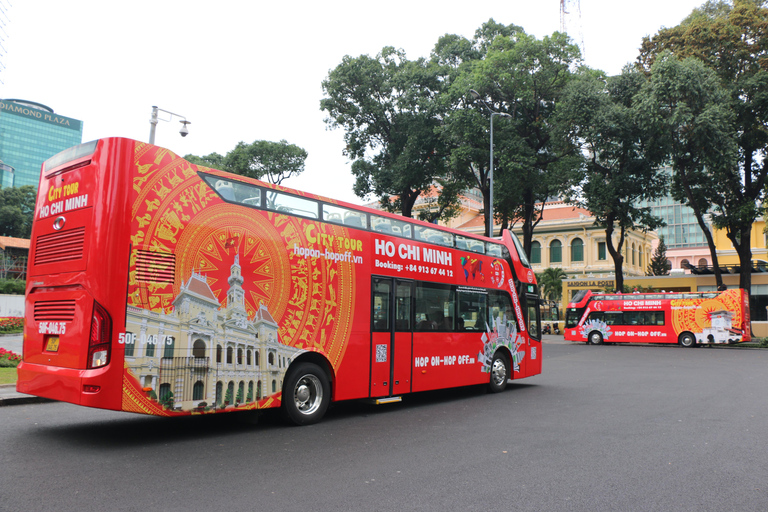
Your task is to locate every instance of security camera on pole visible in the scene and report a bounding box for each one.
[149,106,191,144]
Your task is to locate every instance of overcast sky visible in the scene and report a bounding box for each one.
[1,0,705,204]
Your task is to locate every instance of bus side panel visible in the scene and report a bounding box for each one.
[411,332,488,393]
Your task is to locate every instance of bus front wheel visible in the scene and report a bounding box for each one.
[679,332,696,348]
[283,362,330,426]
[588,331,603,345]
[488,352,510,393]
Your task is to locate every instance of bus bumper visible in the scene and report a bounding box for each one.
[16,361,119,409]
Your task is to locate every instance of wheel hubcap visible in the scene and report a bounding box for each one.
[294,374,322,415]
[491,359,506,386]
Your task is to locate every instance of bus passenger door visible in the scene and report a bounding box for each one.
[371,277,413,397]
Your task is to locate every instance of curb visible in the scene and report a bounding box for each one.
[0,384,55,407]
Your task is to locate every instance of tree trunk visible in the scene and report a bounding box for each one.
[604,216,625,292]
[677,166,723,287]
[727,226,753,295]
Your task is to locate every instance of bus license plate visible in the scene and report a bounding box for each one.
[45,336,60,352]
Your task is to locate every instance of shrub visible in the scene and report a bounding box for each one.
[0,279,25,295]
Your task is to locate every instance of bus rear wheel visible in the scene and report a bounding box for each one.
[283,362,330,426]
[488,352,509,393]
[588,331,603,345]
[679,333,696,348]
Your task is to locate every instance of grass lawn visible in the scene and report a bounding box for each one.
[0,367,18,386]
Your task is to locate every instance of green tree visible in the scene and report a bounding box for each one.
[637,0,768,293]
[433,20,524,235]
[0,185,37,238]
[321,47,461,220]
[537,267,568,302]
[555,67,667,292]
[224,140,307,185]
[468,30,583,247]
[637,52,737,289]
[647,236,672,276]
[183,152,225,169]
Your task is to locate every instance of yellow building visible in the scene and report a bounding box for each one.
[454,200,656,280]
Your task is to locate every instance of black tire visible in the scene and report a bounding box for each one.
[488,351,510,393]
[588,331,603,345]
[283,362,330,425]
[679,332,696,348]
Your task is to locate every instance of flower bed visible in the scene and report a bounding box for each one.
[0,348,21,368]
[0,317,23,334]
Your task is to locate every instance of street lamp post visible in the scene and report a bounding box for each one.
[470,90,511,238]
[149,106,191,145]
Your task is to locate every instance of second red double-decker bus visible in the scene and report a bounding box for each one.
[17,137,542,424]
[564,288,750,347]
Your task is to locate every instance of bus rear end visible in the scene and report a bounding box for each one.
[17,139,134,409]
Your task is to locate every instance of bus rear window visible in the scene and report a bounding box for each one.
[44,140,98,174]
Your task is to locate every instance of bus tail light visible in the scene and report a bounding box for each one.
[87,301,112,369]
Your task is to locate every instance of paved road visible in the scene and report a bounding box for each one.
[1,341,767,511]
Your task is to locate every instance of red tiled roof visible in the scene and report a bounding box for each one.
[0,236,30,250]
[255,304,276,324]
[185,274,219,303]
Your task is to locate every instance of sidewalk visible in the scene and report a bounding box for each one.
[0,334,54,406]
[0,383,54,406]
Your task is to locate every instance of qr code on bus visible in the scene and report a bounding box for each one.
[376,344,387,363]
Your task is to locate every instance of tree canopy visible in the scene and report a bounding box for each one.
[185,139,307,186]
[638,0,768,292]
[0,185,36,238]
[555,67,667,292]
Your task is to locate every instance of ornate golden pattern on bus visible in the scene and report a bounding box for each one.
[670,288,742,333]
[127,144,356,367]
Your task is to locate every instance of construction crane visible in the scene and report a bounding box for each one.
[560,0,585,60]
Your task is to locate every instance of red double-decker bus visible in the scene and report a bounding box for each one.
[563,289,750,347]
[17,138,542,424]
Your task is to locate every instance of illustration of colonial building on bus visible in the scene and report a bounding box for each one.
[124,253,300,412]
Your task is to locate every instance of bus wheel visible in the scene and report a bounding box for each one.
[588,331,603,345]
[679,333,696,348]
[283,363,330,426]
[488,352,509,393]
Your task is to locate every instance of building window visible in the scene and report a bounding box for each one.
[257,380,262,400]
[192,340,206,359]
[246,349,252,366]
[226,381,235,404]
[571,238,584,262]
[255,350,260,367]
[226,346,233,364]
[550,240,562,263]
[268,352,275,366]
[145,338,155,357]
[272,380,277,393]
[530,242,541,264]
[216,381,223,406]
[681,259,690,269]
[158,383,172,403]
[598,242,606,261]
[163,335,175,359]
[698,258,708,268]
[247,381,254,402]
[216,345,222,363]
[124,332,135,357]
[193,380,204,400]
[237,348,243,365]
[237,381,245,403]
